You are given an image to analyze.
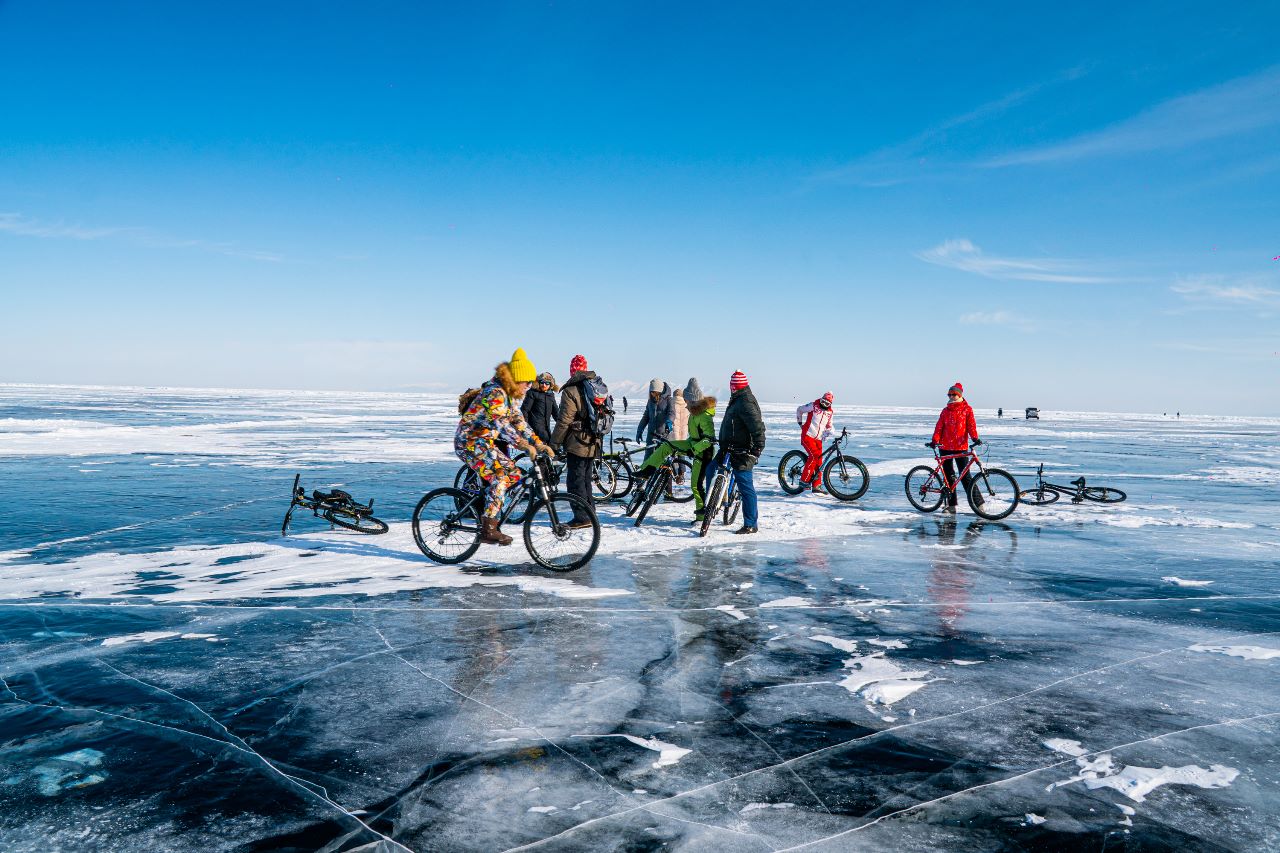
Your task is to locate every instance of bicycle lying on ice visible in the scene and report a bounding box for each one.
[1018,463,1127,506]
[282,474,388,536]
[904,443,1020,521]
[413,451,600,570]
[777,427,870,501]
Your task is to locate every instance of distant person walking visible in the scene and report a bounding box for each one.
[720,370,766,534]
[929,382,982,514]
[552,354,605,528]
[998,407,1003,419]
[622,396,628,414]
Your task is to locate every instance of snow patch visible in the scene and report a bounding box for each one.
[1190,643,1280,660]
[1162,576,1213,587]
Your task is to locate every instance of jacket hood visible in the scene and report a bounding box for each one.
[689,395,716,415]
[494,362,527,400]
[563,369,598,388]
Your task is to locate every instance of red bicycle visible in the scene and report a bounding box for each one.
[904,443,1020,520]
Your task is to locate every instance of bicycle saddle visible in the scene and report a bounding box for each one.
[312,488,353,503]
[1070,477,1086,488]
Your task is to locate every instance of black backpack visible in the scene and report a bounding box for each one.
[579,376,615,438]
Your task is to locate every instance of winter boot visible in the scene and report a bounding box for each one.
[479,518,513,546]
[733,525,759,535]
[566,516,594,530]
[811,481,825,495]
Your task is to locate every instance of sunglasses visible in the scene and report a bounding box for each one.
[947,392,960,397]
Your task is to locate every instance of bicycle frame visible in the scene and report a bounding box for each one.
[1030,464,1087,498]
[930,447,987,494]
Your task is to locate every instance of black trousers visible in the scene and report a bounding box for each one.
[566,454,596,520]
[942,452,976,506]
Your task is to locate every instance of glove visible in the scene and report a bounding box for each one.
[971,439,983,447]
[515,439,536,457]
[691,439,712,456]
[926,441,937,449]
[664,420,673,432]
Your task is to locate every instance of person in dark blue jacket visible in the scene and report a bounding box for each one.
[718,371,766,534]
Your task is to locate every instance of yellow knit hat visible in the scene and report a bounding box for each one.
[508,348,537,383]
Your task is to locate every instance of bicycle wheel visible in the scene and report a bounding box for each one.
[777,450,807,495]
[607,458,634,501]
[1083,486,1126,503]
[524,493,600,571]
[281,504,297,536]
[324,507,389,534]
[724,491,741,526]
[905,466,945,513]
[822,455,870,502]
[700,475,727,537]
[452,464,471,490]
[591,458,617,501]
[967,468,1019,520]
[412,488,482,564]
[635,470,671,528]
[666,457,694,503]
[1018,486,1060,506]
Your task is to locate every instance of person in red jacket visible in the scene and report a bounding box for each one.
[930,382,982,512]
[796,392,835,492]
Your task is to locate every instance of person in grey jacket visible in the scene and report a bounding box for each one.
[636,378,674,453]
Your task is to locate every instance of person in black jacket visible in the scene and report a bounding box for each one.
[521,372,558,446]
[718,370,766,534]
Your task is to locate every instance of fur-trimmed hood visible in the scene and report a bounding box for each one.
[494,361,528,401]
[689,395,717,415]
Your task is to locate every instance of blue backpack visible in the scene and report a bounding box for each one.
[579,377,615,438]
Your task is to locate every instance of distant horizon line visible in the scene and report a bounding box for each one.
[1,381,1271,421]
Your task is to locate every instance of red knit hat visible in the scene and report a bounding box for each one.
[569,354,588,374]
[821,392,834,404]
[949,382,964,395]
[730,371,749,391]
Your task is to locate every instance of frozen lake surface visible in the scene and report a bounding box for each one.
[2,384,1278,851]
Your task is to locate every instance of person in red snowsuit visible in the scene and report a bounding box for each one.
[930,382,982,511]
[796,392,835,492]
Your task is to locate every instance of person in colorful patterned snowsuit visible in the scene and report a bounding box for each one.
[929,381,982,513]
[455,348,551,545]
[796,392,835,493]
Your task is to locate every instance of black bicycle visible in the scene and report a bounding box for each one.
[413,451,600,570]
[623,438,697,527]
[607,435,694,505]
[777,427,870,501]
[1018,464,1127,506]
[699,443,743,537]
[282,474,388,536]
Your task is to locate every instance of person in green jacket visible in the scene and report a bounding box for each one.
[631,377,716,522]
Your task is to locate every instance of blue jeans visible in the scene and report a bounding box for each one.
[732,469,758,528]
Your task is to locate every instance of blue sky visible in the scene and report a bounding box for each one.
[2,1,1277,414]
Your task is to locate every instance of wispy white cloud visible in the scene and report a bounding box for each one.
[1171,275,1280,308]
[958,310,1035,332]
[809,68,1088,187]
[0,212,283,262]
[918,239,1122,284]
[985,65,1280,167]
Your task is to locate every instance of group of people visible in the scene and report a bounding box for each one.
[454,349,985,546]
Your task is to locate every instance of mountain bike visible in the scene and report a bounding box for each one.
[624,438,696,527]
[282,474,388,536]
[1018,464,1127,505]
[904,443,1020,521]
[777,427,870,501]
[413,451,599,570]
[699,444,743,537]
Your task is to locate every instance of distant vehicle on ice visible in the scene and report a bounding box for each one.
[1025,407,1040,420]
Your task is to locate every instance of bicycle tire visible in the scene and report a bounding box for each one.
[592,458,617,501]
[700,475,727,537]
[635,470,671,528]
[665,457,695,503]
[905,465,945,513]
[724,491,741,526]
[607,457,634,501]
[323,507,389,534]
[777,450,808,495]
[1018,486,1060,506]
[1083,486,1126,503]
[452,464,470,490]
[412,488,482,564]
[968,468,1019,520]
[822,454,870,502]
[523,493,600,571]
[281,504,296,537]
